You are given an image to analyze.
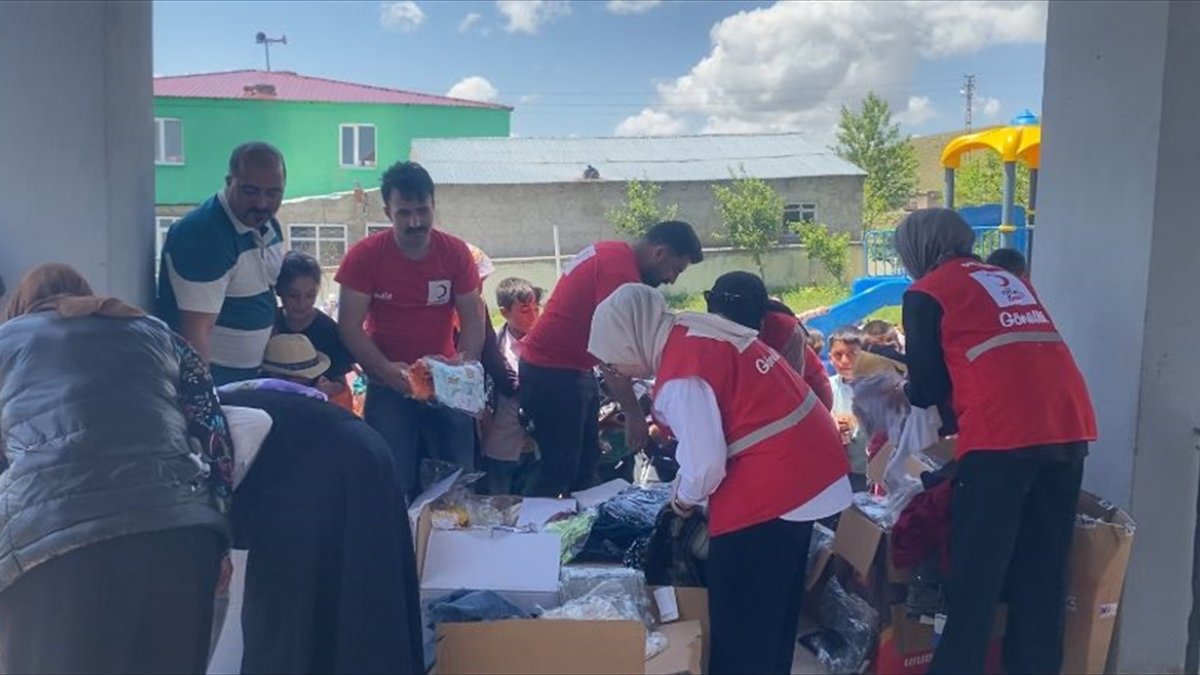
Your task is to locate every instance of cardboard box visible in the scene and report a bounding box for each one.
[421,528,562,612]
[434,586,709,675]
[414,485,563,612]
[413,478,710,675]
[1061,492,1136,675]
[872,628,1004,675]
[832,501,914,586]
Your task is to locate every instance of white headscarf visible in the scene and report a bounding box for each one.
[589,283,759,379]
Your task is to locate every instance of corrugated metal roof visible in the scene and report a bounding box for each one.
[409,133,865,185]
[153,70,510,110]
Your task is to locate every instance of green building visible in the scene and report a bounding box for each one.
[152,69,510,234]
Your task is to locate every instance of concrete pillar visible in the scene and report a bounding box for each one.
[1036,1,1200,672]
[0,1,155,308]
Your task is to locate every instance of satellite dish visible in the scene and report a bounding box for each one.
[255,31,267,43]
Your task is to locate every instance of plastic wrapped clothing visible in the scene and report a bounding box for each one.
[638,507,708,588]
[802,577,880,674]
[545,509,599,564]
[426,590,529,625]
[539,579,668,660]
[220,389,424,675]
[577,484,672,563]
[560,566,654,628]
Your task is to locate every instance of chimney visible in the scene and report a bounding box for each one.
[243,83,277,98]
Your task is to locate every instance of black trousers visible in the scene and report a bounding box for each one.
[518,361,601,497]
[929,446,1085,675]
[707,518,814,675]
[0,527,223,675]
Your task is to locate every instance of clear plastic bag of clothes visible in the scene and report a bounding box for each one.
[802,577,880,674]
[559,566,654,628]
[577,483,672,563]
[539,579,668,660]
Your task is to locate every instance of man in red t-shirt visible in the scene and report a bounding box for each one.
[336,162,487,500]
[519,221,703,497]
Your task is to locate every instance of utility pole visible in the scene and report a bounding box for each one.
[961,74,976,132]
[255,32,287,72]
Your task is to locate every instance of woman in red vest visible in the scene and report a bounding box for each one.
[704,271,834,411]
[589,283,851,675]
[895,209,1097,675]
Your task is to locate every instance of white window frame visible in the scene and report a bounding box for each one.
[155,216,180,273]
[784,201,818,225]
[366,223,393,237]
[154,118,184,165]
[338,123,377,169]
[288,224,349,268]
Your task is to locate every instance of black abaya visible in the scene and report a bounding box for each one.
[220,389,424,675]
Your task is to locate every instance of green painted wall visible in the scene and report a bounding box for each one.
[154,98,509,205]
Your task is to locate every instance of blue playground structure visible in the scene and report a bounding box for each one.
[806,112,1040,357]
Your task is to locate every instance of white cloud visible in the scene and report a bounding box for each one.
[977,96,1003,118]
[458,12,482,33]
[606,0,663,15]
[519,93,541,104]
[447,76,499,103]
[615,108,689,137]
[636,1,1045,142]
[895,96,938,126]
[496,0,570,34]
[380,1,426,32]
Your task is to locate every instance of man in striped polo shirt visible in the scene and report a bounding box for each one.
[158,142,287,385]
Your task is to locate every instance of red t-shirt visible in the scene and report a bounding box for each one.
[335,229,480,364]
[520,241,641,371]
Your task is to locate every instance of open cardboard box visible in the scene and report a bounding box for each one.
[434,585,708,675]
[1061,492,1135,675]
[413,480,709,675]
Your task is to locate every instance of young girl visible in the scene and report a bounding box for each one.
[274,251,356,410]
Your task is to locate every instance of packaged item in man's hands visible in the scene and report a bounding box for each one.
[407,357,487,416]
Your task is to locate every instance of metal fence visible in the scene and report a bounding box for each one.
[862,226,1035,278]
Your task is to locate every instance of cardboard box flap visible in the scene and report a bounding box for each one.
[646,621,703,675]
[421,529,562,595]
[832,505,884,579]
[436,619,644,675]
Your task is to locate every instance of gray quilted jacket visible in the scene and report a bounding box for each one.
[0,312,228,592]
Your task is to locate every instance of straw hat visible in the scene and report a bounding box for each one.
[261,334,331,381]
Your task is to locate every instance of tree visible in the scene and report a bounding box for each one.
[794,221,851,284]
[954,151,1031,210]
[834,92,919,228]
[606,179,679,238]
[712,173,785,278]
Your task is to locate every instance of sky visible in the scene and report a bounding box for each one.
[153,0,1048,144]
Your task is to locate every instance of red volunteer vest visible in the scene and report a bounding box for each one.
[653,325,849,537]
[911,258,1097,457]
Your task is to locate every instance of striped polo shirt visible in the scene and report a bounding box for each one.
[157,192,284,373]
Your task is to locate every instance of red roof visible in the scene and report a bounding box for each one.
[153,70,510,110]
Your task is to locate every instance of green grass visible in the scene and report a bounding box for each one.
[491,284,901,329]
[667,284,902,327]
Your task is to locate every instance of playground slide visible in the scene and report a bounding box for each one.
[805,275,911,340]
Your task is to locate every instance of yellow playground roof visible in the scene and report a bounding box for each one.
[940,124,1041,170]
